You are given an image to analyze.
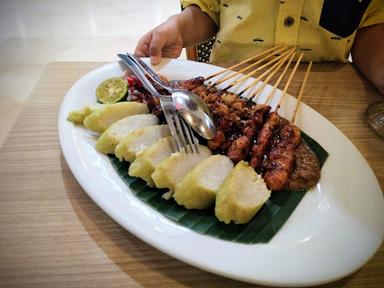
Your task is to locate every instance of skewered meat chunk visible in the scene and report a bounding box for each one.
[207,130,227,151]
[227,135,251,163]
[220,92,238,105]
[175,76,205,91]
[263,123,301,190]
[250,105,271,129]
[242,125,254,139]
[226,105,270,163]
[250,111,280,169]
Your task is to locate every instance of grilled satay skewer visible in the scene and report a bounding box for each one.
[261,58,312,190]
[263,123,302,191]
[250,111,280,169]
[178,52,314,191]
[249,53,304,170]
[226,105,271,163]
[211,51,300,165]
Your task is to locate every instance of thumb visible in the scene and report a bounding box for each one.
[150,54,161,65]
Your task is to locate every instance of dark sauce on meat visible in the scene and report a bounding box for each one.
[284,140,321,190]
[127,75,322,191]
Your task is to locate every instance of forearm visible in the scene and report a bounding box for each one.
[352,24,384,96]
[173,5,218,47]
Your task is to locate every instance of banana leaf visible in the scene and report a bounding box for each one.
[109,131,328,244]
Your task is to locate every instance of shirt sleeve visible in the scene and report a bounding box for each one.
[181,0,221,26]
[359,0,384,28]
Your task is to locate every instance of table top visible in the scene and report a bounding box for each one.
[0,61,383,288]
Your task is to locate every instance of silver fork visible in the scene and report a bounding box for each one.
[118,54,199,153]
[126,53,216,141]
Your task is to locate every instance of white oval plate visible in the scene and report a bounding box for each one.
[58,59,384,287]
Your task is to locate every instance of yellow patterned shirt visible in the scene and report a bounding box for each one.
[181,0,384,64]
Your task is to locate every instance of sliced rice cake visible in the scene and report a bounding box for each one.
[67,103,105,124]
[128,136,176,187]
[96,114,158,154]
[215,161,271,224]
[115,124,171,162]
[174,155,234,209]
[84,101,149,133]
[151,146,212,196]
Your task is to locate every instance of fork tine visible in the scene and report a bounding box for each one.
[119,53,202,152]
[180,119,192,153]
[159,97,184,152]
[173,112,190,152]
[180,118,199,153]
[161,99,200,153]
[162,107,182,152]
[189,125,200,153]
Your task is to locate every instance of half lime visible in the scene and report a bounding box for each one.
[96,77,128,104]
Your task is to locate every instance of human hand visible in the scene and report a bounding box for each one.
[134,16,184,65]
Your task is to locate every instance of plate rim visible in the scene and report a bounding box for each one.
[58,59,384,287]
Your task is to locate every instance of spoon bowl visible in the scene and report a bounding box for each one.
[171,89,216,139]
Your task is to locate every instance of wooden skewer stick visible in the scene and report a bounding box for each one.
[239,51,291,97]
[264,51,296,105]
[235,48,295,96]
[291,61,313,124]
[208,46,288,88]
[245,49,295,101]
[205,44,284,80]
[225,47,294,91]
[277,52,304,109]
[238,49,293,97]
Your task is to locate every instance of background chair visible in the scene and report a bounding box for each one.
[185,38,216,62]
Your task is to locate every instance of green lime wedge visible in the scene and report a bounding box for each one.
[96,77,128,104]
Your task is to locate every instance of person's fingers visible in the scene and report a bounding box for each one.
[149,31,168,65]
[134,32,152,57]
[134,39,150,57]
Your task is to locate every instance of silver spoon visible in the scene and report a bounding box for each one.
[118,54,200,152]
[126,54,216,140]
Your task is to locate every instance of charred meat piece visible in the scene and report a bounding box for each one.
[242,125,255,140]
[208,130,227,152]
[250,111,280,169]
[250,105,271,129]
[175,76,206,90]
[263,123,301,190]
[174,78,321,191]
[227,135,251,163]
[226,105,270,163]
[192,85,214,103]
